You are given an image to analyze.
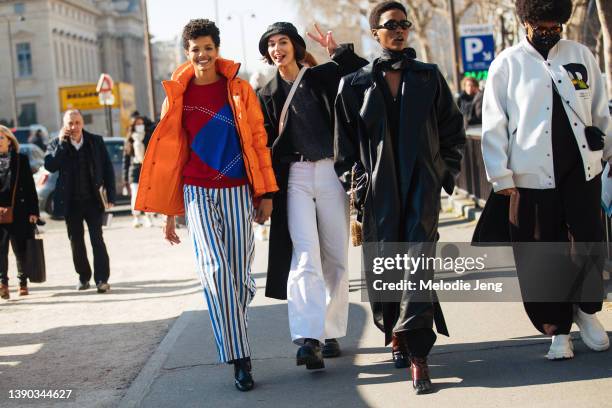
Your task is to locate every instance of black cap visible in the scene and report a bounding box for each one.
[258,22,306,56]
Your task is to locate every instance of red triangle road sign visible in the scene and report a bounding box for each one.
[96,73,114,93]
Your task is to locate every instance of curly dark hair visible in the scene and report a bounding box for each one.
[262,37,306,66]
[516,0,573,24]
[182,19,220,50]
[369,1,408,29]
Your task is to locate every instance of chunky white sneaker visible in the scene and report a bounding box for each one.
[574,308,610,351]
[547,335,574,360]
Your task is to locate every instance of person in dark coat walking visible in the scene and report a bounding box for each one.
[0,126,39,299]
[257,21,368,369]
[44,109,116,293]
[334,1,465,394]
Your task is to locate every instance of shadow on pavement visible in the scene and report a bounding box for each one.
[0,279,201,307]
[0,317,177,407]
[140,303,374,407]
[358,332,612,391]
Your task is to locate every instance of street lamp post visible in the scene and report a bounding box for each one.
[2,15,24,127]
[227,11,255,75]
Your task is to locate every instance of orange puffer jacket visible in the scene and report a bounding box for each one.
[135,58,278,216]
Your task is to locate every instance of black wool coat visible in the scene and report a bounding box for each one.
[0,153,39,240]
[44,131,116,217]
[257,44,368,300]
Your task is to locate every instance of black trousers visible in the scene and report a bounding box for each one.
[0,226,31,286]
[510,168,604,335]
[65,199,110,284]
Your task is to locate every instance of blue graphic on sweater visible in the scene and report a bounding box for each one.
[190,103,246,180]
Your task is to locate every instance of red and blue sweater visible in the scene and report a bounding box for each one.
[182,78,248,188]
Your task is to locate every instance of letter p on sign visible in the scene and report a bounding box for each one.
[465,38,484,62]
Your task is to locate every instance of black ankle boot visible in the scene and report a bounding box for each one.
[296,338,325,369]
[233,357,254,391]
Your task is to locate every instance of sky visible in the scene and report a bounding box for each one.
[147,0,298,75]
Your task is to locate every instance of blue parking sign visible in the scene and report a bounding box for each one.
[460,24,495,72]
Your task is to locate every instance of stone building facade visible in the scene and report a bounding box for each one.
[0,0,152,134]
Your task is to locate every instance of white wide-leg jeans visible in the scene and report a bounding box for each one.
[286,159,349,345]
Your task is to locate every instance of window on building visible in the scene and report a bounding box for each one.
[19,103,37,126]
[16,43,32,77]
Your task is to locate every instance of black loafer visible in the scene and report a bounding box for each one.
[233,357,254,392]
[296,338,325,369]
[322,338,341,358]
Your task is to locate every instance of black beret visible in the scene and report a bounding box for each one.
[258,22,306,56]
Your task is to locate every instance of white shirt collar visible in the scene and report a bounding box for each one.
[70,134,84,150]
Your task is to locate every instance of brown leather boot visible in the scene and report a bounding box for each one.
[410,356,433,394]
[0,284,9,300]
[391,334,409,368]
[19,286,29,296]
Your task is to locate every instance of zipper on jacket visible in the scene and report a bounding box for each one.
[227,77,256,191]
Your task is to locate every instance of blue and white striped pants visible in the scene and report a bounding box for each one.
[184,184,256,363]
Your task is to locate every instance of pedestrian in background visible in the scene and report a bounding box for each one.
[0,126,39,299]
[257,21,367,370]
[123,116,153,228]
[28,129,47,151]
[44,109,115,294]
[135,19,278,392]
[457,76,483,128]
[482,0,610,360]
[334,1,465,394]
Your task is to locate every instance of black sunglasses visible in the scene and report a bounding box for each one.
[375,19,413,31]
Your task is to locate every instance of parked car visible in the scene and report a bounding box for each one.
[36,136,130,218]
[18,143,45,173]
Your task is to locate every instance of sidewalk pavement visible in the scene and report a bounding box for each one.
[120,206,612,408]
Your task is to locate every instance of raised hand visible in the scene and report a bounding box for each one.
[306,23,338,57]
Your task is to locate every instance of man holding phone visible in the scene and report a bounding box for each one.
[45,109,116,293]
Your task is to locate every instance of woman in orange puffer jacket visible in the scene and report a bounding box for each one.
[135,19,278,392]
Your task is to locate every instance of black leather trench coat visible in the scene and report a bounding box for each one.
[334,60,466,343]
[257,44,368,300]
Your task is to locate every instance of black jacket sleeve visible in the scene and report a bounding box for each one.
[332,44,369,78]
[334,76,369,213]
[44,137,70,173]
[334,76,361,189]
[435,68,466,194]
[99,139,116,204]
[19,153,39,217]
[122,151,131,184]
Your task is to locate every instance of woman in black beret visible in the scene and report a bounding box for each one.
[257,22,367,371]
